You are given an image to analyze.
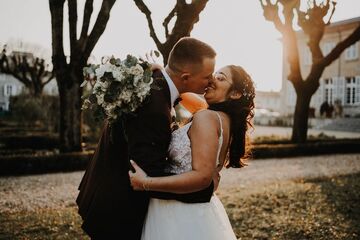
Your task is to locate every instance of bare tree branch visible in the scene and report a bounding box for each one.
[259,0,285,33]
[133,0,162,49]
[0,49,55,96]
[261,0,303,86]
[79,0,94,50]
[323,25,360,67]
[134,0,208,64]
[83,0,116,63]
[326,1,336,25]
[163,4,177,38]
[68,0,78,56]
[49,0,67,70]
[42,72,55,86]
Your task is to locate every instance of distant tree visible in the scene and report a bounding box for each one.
[0,43,54,97]
[133,0,209,64]
[260,0,360,143]
[49,0,116,152]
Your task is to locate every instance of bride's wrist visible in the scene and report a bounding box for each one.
[142,176,152,191]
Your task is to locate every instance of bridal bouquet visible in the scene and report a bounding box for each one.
[81,54,153,124]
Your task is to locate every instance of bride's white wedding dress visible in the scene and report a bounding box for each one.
[141,112,237,240]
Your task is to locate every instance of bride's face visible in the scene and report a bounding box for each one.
[204,66,233,104]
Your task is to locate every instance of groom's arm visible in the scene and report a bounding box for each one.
[125,86,214,203]
[125,110,214,203]
[148,179,214,203]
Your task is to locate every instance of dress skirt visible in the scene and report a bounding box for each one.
[141,194,237,240]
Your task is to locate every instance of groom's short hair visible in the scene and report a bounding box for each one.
[168,37,216,73]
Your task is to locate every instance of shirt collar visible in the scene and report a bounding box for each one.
[161,68,180,106]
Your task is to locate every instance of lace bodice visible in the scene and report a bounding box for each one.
[165,112,223,175]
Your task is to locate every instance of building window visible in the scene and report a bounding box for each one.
[346,87,351,104]
[325,89,329,102]
[352,88,356,104]
[345,76,358,105]
[345,42,358,60]
[4,84,15,96]
[322,42,336,56]
[330,88,333,104]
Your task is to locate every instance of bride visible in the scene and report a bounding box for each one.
[129,64,255,240]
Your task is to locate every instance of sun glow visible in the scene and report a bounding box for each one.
[0,0,359,92]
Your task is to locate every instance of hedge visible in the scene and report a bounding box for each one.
[0,135,59,150]
[0,139,359,176]
[0,151,93,176]
[251,139,360,159]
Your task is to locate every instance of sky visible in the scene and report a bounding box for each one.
[0,0,359,92]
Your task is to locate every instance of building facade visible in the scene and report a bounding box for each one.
[255,90,281,112]
[0,73,58,111]
[281,17,360,117]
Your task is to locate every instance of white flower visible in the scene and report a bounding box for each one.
[96,93,105,105]
[133,74,143,86]
[94,64,107,79]
[112,68,126,82]
[104,104,117,118]
[128,64,144,76]
[119,90,133,103]
[94,80,110,92]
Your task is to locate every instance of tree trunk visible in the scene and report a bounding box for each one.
[33,84,43,98]
[57,67,83,152]
[291,92,312,143]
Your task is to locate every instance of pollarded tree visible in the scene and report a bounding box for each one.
[133,0,209,64]
[0,44,54,97]
[260,0,360,143]
[49,0,116,152]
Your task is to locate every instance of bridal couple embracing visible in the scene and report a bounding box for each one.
[76,36,255,240]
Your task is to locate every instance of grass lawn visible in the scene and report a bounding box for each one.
[1,173,359,240]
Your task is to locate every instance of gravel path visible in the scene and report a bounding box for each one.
[0,153,359,213]
[250,126,360,139]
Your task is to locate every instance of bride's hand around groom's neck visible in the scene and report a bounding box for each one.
[150,63,164,72]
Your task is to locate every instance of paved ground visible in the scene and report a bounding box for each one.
[250,125,360,139]
[0,153,359,214]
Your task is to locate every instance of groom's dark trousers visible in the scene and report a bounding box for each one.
[76,70,214,239]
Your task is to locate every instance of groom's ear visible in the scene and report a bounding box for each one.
[180,72,191,82]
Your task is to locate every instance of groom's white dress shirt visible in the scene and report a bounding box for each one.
[161,69,180,118]
[161,69,180,107]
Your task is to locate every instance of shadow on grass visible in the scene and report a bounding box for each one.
[304,173,360,238]
[1,173,359,239]
[220,173,360,240]
[0,208,89,240]
[279,173,360,240]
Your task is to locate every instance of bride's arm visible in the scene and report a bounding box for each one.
[129,110,220,194]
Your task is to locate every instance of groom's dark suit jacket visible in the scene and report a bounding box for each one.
[76,70,214,239]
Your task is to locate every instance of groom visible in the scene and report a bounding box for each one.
[76,37,217,239]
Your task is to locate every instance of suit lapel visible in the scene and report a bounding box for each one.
[152,69,171,109]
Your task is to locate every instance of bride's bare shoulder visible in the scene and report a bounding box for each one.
[192,109,218,125]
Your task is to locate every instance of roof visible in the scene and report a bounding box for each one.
[328,16,360,28]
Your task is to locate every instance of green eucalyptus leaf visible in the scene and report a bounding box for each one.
[154,50,160,58]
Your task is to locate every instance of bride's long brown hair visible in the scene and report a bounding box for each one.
[208,65,255,168]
